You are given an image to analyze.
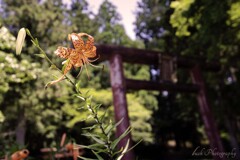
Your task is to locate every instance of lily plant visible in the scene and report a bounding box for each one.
[15,28,139,160]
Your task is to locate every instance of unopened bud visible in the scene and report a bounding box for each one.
[16,28,26,55]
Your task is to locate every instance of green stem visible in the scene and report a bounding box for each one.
[87,104,114,159]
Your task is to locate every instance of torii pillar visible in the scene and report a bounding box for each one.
[109,53,135,160]
[190,65,226,160]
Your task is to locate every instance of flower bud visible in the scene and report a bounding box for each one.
[16,28,26,55]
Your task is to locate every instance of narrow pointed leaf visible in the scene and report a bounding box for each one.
[116,139,130,160]
[99,108,109,122]
[113,148,123,157]
[35,38,39,45]
[62,59,70,72]
[82,124,97,130]
[75,80,82,93]
[92,150,104,160]
[94,104,102,111]
[110,127,131,150]
[31,40,38,47]
[82,133,105,145]
[122,139,130,154]
[76,95,85,101]
[34,54,45,58]
[78,143,103,150]
[106,118,123,135]
[125,139,143,154]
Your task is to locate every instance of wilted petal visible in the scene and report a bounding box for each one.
[16,28,26,55]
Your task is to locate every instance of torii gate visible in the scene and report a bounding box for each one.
[97,45,225,160]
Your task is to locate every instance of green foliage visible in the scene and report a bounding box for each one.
[0,50,39,99]
[227,2,240,27]
[127,93,154,143]
[135,0,240,153]
[62,87,155,144]
[170,0,196,36]
[95,0,138,46]
[95,0,121,44]
[2,0,70,57]
[76,92,133,160]
[0,111,5,123]
[135,0,177,53]
[0,25,16,51]
[69,0,98,35]
[0,26,73,151]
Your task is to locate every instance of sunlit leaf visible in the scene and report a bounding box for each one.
[62,59,70,72]
[116,139,130,160]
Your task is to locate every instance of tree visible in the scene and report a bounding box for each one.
[169,0,240,155]
[0,0,73,149]
[135,0,208,151]
[135,0,240,156]
[95,0,132,45]
[68,0,98,35]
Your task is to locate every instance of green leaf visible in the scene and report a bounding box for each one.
[106,118,124,136]
[110,127,131,150]
[34,53,45,59]
[83,132,107,141]
[35,38,39,45]
[104,123,113,137]
[93,104,102,112]
[75,95,85,101]
[75,80,81,93]
[78,144,108,154]
[49,64,57,70]
[31,39,38,47]
[125,139,142,154]
[62,59,70,72]
[86,96,92,104]
[78,143,103,150]
[116,139,130,160]
[99,108,109,122]
[86,114,93,120]
[25,28,31,36]
[82,133,105,145]
[82,124,98,130]
[112,148,123,157]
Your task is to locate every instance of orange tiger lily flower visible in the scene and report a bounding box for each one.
[48,33,98,86]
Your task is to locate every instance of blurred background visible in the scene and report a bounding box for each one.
[0,0,240,159]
